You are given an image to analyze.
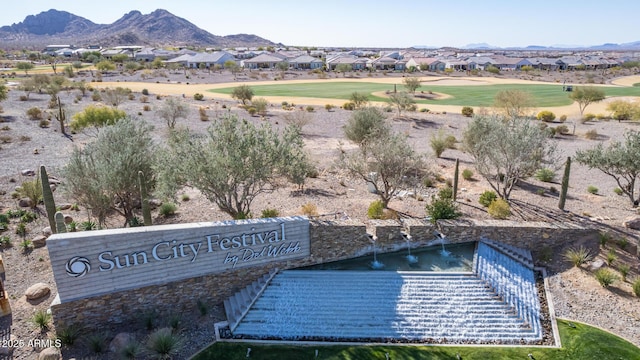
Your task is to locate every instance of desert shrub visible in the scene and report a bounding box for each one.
[142,88,149,95]
[425,195,460,224]
[19,95,28,101]
[559,114,567,122]
[461,106,474,117]
[462,169,473,180]
[587,185,598,194]
[193,93,204,101]
[535,168,555,182]
[613,187,623,196]
[325,104,334,111]
[91,91,101,101]
[367,200,385,219]
[140,95,149,103]
[0,236,11,248]
[81,221,96,231]
[594,268,618,288]
[486,65,500,74]
[57,324,82,346]
[584,129,598,140]
[617,237,629,250]
[18,178,42,209]
[342,102,355,111]
[536,110,556,122]
[87,333,108,354]
[599,231,612,247]
[633,278,640,297]
[581,113,596,123]
[306,105,315,112]
[247,107,257,116]
[423,177,434,188]
[146,328,181,359]
[563,246,592,267]
[479,190,498,207]
[199,107,209,121]
[606,249,617,266]
[619,264,630,282]
[301,203,318,216]
[438,186,453,200]
[39,119,50,128]
[159,203,177,216]
[118,340,144,359]
[430,132,448,158]
[260,208,279,218]
[444,135,457,149]
[488,198,511,219]
[143,105,151,112]
[26,107,43,120]
[30,309,51,332]
[555,125,570,135]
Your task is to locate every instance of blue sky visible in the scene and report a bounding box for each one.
[1,0,639,48]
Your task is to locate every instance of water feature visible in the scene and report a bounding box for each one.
[435,231,452,257]
[405,237,419,265]
[370,244,385,270]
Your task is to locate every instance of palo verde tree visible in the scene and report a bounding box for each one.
[349,92,369,109]
[388,91,416,117]
[569,86,606,116]
[402,76,421,94]
[63,117,156,227]
[157,97,190,129]
[16,62,34,75]
[70,105,127,133]
[231,85,254,105]
[493,89,534,120]
[154,114,310,219]
[575,130,640,207]
[463,115,558,200]
[339,127,422,208]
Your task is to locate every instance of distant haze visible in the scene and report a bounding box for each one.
[1,0,640,48]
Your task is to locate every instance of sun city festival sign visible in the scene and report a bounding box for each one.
[47,217,310,303]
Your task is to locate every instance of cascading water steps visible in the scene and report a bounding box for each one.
[230,240,543,343]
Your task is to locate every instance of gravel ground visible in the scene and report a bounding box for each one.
[0,68,638,358]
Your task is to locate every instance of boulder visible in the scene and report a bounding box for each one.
[588,259,605,271]
[622,216,640,230]
[58,203,72,210]
[42,227,53,237]
[109,332,135,353]
[149,199,163,209]
[21,169,36,176]
[32,235,47,249]
[38,347,61,360]
[64,215,73,224]
[25,283,51,301]
[18,198,33,208]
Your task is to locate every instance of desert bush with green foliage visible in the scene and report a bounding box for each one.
[462,169,473,180]
[461,106,474,117]
[193,93,204,101]
[159,203,177,217]
[563,246,592,267]
[342,102,355,111]
[559,114,567,122]
[30,309,51,332]
[301,203,318,217]
[488,198,511,219]
[587,185,599,194]
[555,125,570,135]
[536,110,556,122]
[633,278,640,297]
[367,200,385,219]
[613,187,623,196]
[430,131,449,158]
[260,208,279,218]
[535,168,555,182]
[606,249,617,266]
[618,264,630,282]
[479,190,498,207]
[146,328,181,359]
[581,113,596,123]
[26,107,43,120]
[594,268,618,288]
[584,129,598,140]
[425,187,460,223]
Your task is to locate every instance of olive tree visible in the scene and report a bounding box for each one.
[493,89,534,120]
[575,131,640,206]
[157,97,189,129]
[231,85,254,105]
[63,117,156,227]
[339,129,422,208]
[154,115,310,219]
[569,86,606,116]
[463,115,558,199]
[343,107,389,147]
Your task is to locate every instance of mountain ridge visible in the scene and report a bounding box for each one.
[0,9,274,49]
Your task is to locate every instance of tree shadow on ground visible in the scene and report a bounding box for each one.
[290,187,337,198]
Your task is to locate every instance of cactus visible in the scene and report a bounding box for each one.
[453,158,459,201]
[139,171,152,226]
[53,96,66,135]
[54,212,66,233]
[558,156,571,210]
[40,165,57,232]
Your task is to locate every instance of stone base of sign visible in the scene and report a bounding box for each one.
[50,219,597,331]
[0,292,11,317]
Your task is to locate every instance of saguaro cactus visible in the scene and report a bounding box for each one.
[53,96,66,135]
[54,212,67,233]
[40,165,57,232]
[558,156,571,210]
[139,171,152,226]
[453,158,459,201]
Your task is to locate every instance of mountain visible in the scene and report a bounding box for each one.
[0,9,274,49]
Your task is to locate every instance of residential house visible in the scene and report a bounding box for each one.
[241,53,287,69]
[288,55,324,70]
[527,57,560,71]
[164,51,236,69]
[405,57,444,71]
[465,56,496,70]
[326,55,367,71]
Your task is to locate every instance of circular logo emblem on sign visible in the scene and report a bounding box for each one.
[65,256,91,277]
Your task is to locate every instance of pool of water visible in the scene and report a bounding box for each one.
[299,242,476,272]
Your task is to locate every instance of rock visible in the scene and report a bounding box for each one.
[21,169,36,176]
[18,198,33,208]
[48,177,61,185]
[622,216,640,230]
[50,184,56,192]
[149,199,163,209]
[25,283,51,301]
[64,215,73,224]
[38,347,61,360]
[32,235,47,248]
[589,259,605,271]
[109,332,135,353]
[58,203,72,210]
[33,148,40,155]
[42,227,52,236]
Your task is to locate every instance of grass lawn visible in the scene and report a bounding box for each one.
[192,320,640,359]
[209,82,640,107]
